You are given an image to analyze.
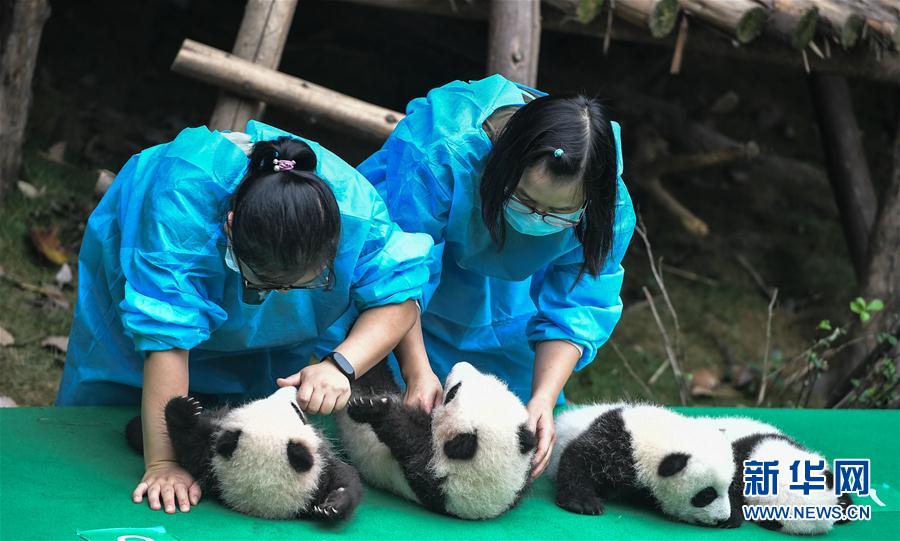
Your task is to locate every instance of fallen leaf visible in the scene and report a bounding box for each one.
[41,335,68,354]
[0,326,14,347]
[0,396,17,408]
[47,141,67,163]
[689,367,721,398]
[30,228,68,265]
[17,181,44,199]
[95,169,116,197]
[55,263,73,288]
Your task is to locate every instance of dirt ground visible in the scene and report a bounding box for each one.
[1,0,897,407]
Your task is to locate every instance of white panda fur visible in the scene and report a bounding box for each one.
[337,360,537,520]
[126,386,362,522]
[711,416,853,535]
[549,403,736,527]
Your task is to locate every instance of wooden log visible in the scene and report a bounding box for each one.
[615,0,680,38]
[679,0,768,44]
[487,0,541,85]
[0,0,50,202]
[809,73,878,279]
[756,0,819,50]
[324,0,900,84]
[209,0,298,132]
[544,0,604,23]
[816,0,865,49]
[172,40,403,140]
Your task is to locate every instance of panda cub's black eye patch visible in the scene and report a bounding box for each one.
[216,429,241,459]
[691,486,718,508]
[444,382,462,405]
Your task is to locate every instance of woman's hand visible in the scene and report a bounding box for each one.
[403,367,443,414]
[133,460,201,513]
[526,396,557,480]
[277,362,351,415]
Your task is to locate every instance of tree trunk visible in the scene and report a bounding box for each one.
[679,0,768,44]
[172,40,403,140]
[822,115,900,405]
[0,0,50,203]
[487,0,541,86]
[809,74,878,281]
[209,0,298,132]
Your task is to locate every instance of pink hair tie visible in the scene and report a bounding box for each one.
[273,159,295,172]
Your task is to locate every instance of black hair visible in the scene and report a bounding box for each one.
[480,94,618,280]
[230,136,341,284]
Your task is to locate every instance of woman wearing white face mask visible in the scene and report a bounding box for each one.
[317,75,636,479]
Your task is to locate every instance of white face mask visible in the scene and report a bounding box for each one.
[503,203,584,237]
[225,243,240,273]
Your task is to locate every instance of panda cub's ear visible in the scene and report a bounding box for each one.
[658,453,690,477]
[216,430,242,459]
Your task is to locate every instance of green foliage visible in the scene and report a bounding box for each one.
[849,297,885,323]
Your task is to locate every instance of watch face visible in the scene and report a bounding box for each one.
[329,352,354,380]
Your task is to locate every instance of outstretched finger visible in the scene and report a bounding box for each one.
[276,373,301,388]
[175,483,191,512]
[189,482,202,505]
[132,481,149,503]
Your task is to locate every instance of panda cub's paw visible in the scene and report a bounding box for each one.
[347,395,395,424]
[311,487,354,522]
[556,492,605,516]
[164,396,203,430]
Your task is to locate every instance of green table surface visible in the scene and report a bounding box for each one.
[1,407,898,541]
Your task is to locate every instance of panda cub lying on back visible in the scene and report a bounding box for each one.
[125,386,362,522]
[337,360,537,520]
[548,403,736,527]
[713,416,853,535]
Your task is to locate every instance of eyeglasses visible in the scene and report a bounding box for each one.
[237,257,334,293]
[506,193,587,228]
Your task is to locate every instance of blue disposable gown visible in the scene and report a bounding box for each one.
[56,121,433,406]
[319,75,636,405]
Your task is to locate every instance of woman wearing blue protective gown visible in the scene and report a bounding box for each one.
[324,74,636,479]
[56,120,432,514]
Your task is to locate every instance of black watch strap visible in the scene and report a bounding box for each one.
[323,351,355,383]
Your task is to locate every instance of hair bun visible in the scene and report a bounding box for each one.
[249,136,317,174]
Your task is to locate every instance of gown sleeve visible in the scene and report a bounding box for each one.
[116,146,233,352]
[526,177,636,370]
[346,183,436,312]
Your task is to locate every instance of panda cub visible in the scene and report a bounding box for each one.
[336,360,537,520]
[713,416,853,535]
[548,403,736,527]
[125,386,362,522]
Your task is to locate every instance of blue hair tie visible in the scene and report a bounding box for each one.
[554,148,564,158]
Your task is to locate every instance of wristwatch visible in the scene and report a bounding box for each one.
[322,351,355,383]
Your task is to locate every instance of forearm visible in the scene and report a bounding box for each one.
[530,340,580,406]
[335,299,418,378]
[394,314,432,380]
[142,348,189,467]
